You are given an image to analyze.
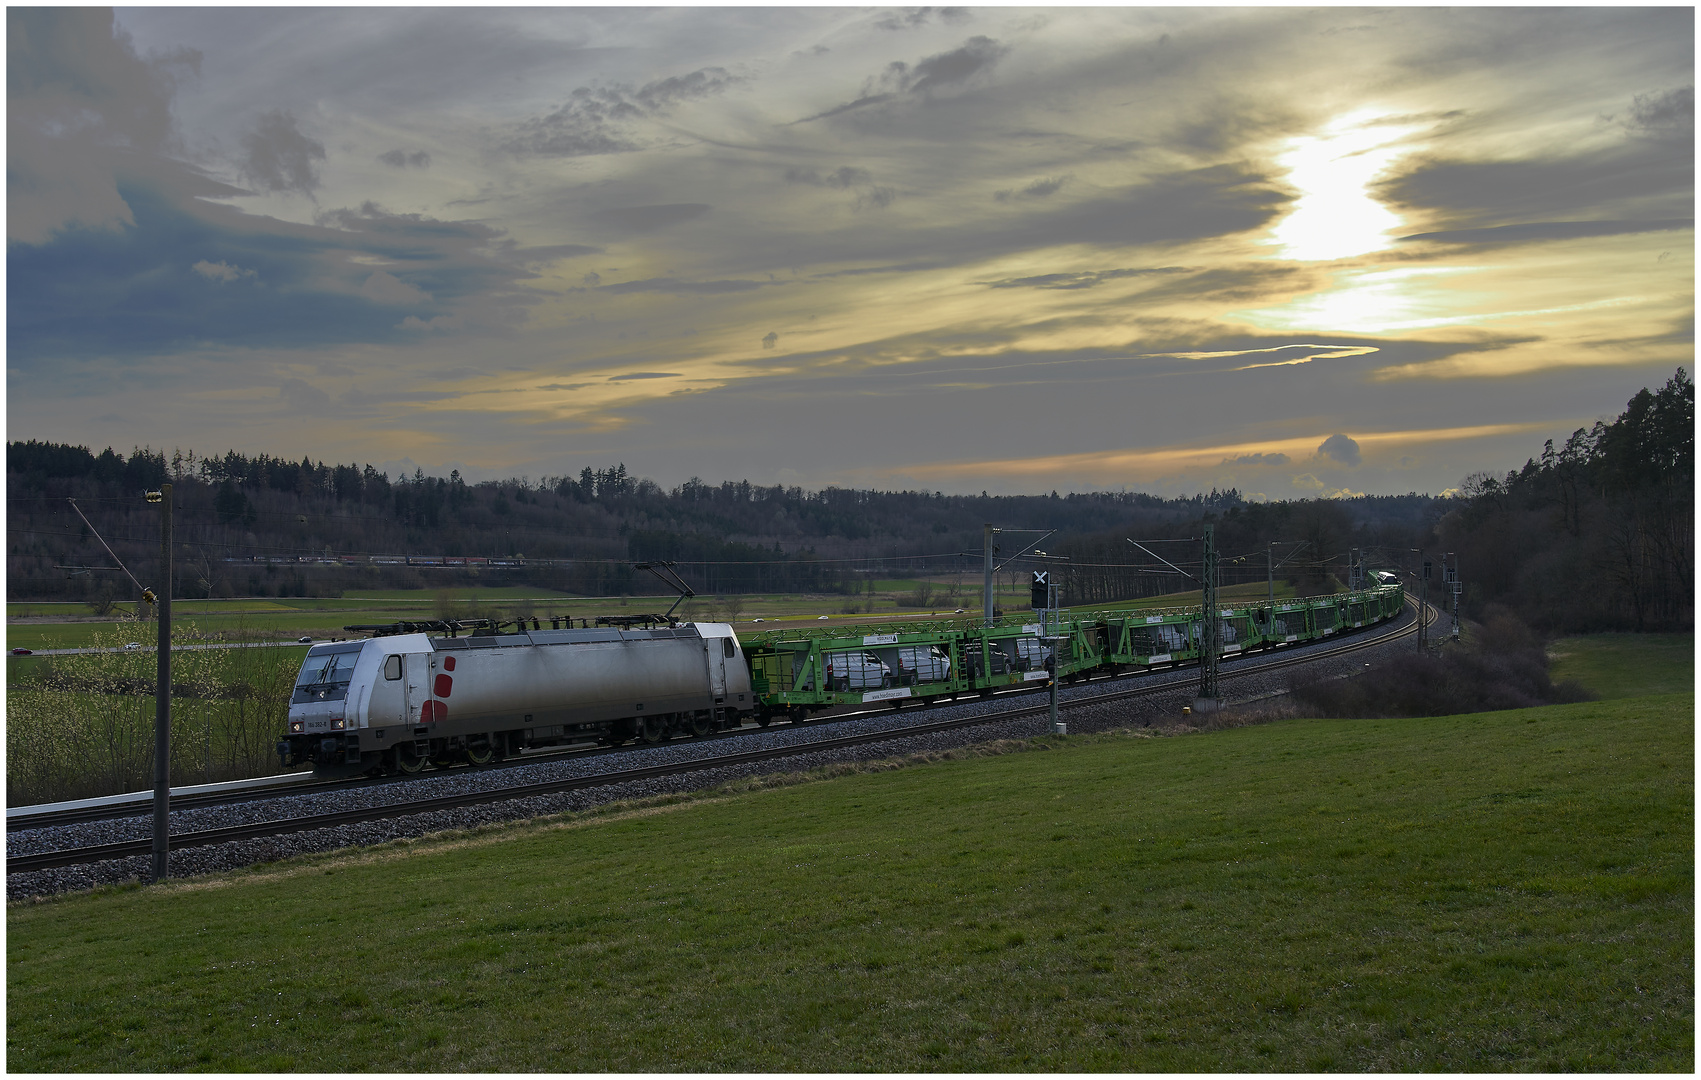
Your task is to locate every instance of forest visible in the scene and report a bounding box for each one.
[7,370,1690,634]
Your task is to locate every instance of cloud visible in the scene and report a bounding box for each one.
[785,166,874,189]
[279,377,331,412]
[856,186,897,210]
[239,110,326,196]
[1291,473,1325,491]
[1399,218,1693,248]
[378,149,431,168]
[598,204,710,234]
[359,271,432,307]
[982,266,1188,290]
[9,185,544,362]
[1623,84,1693,136]
[1317,433,1362,466]
[1375,140,1692,233]
[598,276,778,296]
[608,372,680,381]
[995,175,1071,202]
[1223,452,1289,466]
[762,331,778,349]
[507,67,742,157]
[795,35,1009,122]
[7,8,202,243]
[192,259,255,283]
[874,7,970,31]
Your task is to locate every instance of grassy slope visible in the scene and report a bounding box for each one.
[1548,632,1693,699]
[8,694,1691,1072]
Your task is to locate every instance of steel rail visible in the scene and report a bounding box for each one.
[10,601,1427,874]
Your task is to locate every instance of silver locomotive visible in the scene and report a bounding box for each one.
[278,621,753,775]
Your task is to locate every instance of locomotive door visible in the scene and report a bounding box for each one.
[368,653,406,725]
[403,653,436,725]
[705,638,730,700]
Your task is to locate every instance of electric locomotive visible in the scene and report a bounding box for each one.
[278,620,753,775]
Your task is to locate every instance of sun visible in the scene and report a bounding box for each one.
[1267,108,1420,262]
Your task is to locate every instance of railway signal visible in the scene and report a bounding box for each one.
[1030,571,1049,610]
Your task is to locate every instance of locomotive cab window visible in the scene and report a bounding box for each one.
[384,655,402,681]
[723,638,736,658]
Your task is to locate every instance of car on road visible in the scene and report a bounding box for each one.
[10,647,31,656]
[298,636,314,643]
[124,642,141,650]
[817,615,829,620]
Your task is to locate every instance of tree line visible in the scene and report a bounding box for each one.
[9,371,1689,635]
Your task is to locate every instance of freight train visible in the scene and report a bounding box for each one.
[277,582,1405,776]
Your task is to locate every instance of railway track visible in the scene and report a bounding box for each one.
[9,599,1428,875]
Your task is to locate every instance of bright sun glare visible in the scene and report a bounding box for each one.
[1269,109,1419,261]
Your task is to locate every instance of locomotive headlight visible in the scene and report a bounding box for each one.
[289,720,304,733]
[331,718,345,730]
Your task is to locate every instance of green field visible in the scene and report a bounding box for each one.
[8,690,1690,1070]
[1549,632,1693,699]
[8,579,1317,652]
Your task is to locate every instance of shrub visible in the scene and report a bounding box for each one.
[1290,609,1593,719]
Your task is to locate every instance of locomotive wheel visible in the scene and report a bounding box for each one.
[465,738,495,766]
[690,712,714,738]
[393,744,425,775]
[641,715,668,744]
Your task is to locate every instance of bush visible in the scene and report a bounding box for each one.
[1290,609,1593,719]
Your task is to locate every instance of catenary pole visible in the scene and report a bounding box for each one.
[151,484,172,884]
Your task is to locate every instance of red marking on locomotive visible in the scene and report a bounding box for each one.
[443,656,456,672]
[420,700,447,723]
[434,674,453,698]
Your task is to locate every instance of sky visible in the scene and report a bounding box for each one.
[7,5,1693,498]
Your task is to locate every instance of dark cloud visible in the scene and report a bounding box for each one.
[874,8,970,31]
[795,35,1008,122]
[1377,135,1693,232]
[608,371,680,381]
[994,175,1071,202]
[192,259,256,283]
[507,67,742,157]
[785,166,874,188]
[378,149,431,168]
[7,7,202,242]
[598,276,778,296]
[1317,434,1361,467]
[1224,452,1290,466]
[239,110,326,196]
[762,331,779,349]
[982,266,1187,290]
[856,187,897,211]
[8,186,542,362]
[1623,84,1693,136]
[1399,218,1693,248]
[279,377,331,412]
[598,203,710,234]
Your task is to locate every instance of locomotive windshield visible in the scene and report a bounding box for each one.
[292,647,361,703]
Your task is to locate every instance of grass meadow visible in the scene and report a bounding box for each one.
[6,579,1310,651]
[8,686,1690,1071]
[1548,632,1694,699]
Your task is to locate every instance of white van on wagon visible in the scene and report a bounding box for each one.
[894,645,951,684]
[822,650,890,691]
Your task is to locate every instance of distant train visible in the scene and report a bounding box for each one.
[278,583,1404,775]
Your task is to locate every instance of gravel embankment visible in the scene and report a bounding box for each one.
[8,612,1416,899]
